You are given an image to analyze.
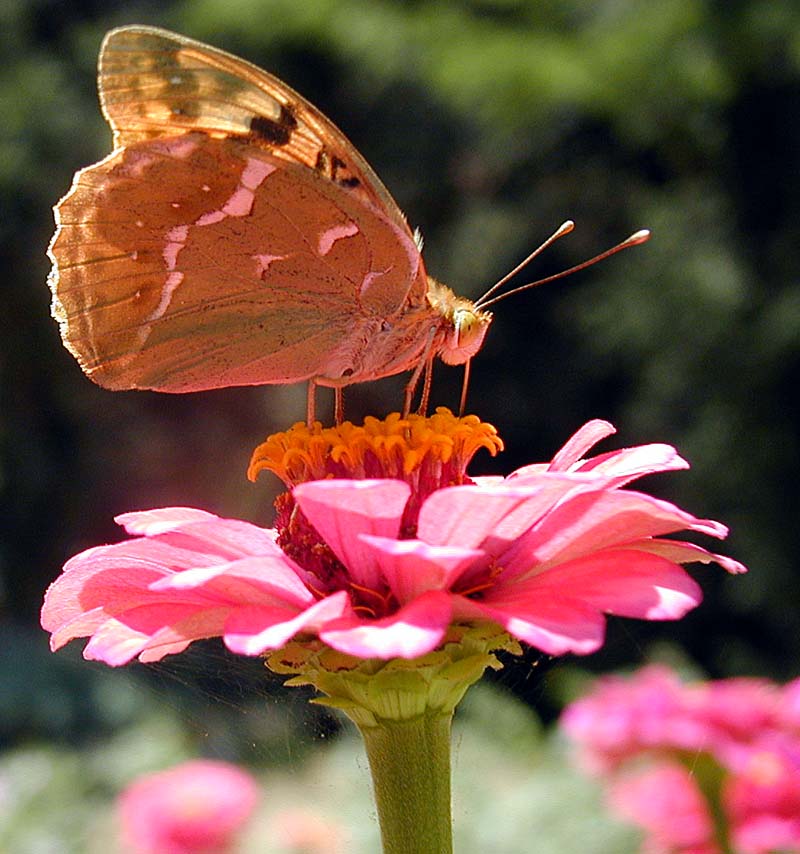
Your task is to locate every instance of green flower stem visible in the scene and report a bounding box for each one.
[266,626,522,854]
[679,752,733,854]
[358,711,454,854]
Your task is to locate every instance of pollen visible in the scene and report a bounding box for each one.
[248,407,503,491]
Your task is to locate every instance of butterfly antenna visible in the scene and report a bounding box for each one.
[475,220,575,308]
[475,228,651,311]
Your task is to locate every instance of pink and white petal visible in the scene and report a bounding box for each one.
[417,481,579,552]
[621,538,747,575]
[573,443,689,484]
[138,638,193,662]
[133,606,235,662]
[510,437,687,490]
[57,538,203,579]
[320,590,452,659]
[505,463,548,480]
[500,469,615,492]
[83,618,154,666]
[293,480,410,590]
[469,475,507,487]
[48,606,113,651]
[224,591,352,655]
[115,507,221,536]
[358,534,484,603]
[548,420,617,471]
[452,593,605,656]
[501,488,730,581]
[147,517,283,562]
[499,549,703,620]
[149,555,315,607]
[41,545,185,632]
[82,603,229,666]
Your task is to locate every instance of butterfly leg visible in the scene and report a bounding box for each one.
[458,358,472,415]
[418,356,435,415]
[402,328,437,417]
[334,387,345,425]
[402,354,428,417]
[306,380,317,426]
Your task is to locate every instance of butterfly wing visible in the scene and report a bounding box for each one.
[98,25,409,233]
[49,27,433,393]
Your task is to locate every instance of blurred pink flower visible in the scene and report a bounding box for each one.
[41,415,743,665]
[726,737,800,853]
[778,677,800,730]
[118,759,258,854]
[560,666,704,771]
[563,667,800,853]
[272,808,345,853]
[696,678,785,769]
[608,762,719,854]
[562,666,794,772]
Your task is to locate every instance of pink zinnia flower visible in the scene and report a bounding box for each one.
[608,762,719,854]
[118,759,258,854]
[778,677,800,730]
[560,665,705,771]
[725,737,800,853]
[562,665,792,773]
[41,412,744,666]
[272,808,345,853]
[563,667,800,854]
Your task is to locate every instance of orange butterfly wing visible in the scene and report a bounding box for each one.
[96,26,407,229]
[49,26,435,392]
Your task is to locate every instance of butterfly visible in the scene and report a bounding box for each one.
[47,25,495,423]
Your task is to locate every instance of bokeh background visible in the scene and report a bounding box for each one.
[2,0,799,850]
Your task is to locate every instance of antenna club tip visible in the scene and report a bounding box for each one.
[628,229,651,245]
[559,220,575,234]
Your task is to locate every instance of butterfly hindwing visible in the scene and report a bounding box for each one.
[51,132,429,391]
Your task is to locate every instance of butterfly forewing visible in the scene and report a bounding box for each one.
[98,26,408,231]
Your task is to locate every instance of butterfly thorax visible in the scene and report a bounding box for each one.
[426,278,492,366]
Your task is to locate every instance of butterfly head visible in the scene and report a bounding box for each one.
[427,278,492,366]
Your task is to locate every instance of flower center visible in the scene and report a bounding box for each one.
[250,408,504,609]
[249,407,502,490]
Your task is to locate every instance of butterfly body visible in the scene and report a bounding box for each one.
[48,26,491,398]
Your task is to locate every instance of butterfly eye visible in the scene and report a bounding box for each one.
[441,306,492,366]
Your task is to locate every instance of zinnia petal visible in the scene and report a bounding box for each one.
[496,549,703,620]
[358,534,484,603]
[500,488,729,583]
[148,555,315,607]
[320,590,452,659]
[82,604,229,665]
[115,506,222,535]
[293,479,410,590]
[224,591,352,656]
[416,479,580,551]
[453,592,606,656]
[620,537,748,575]
[118,508,280,557]
[548,419,617,470]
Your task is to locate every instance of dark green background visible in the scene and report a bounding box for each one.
[3,0,799,748]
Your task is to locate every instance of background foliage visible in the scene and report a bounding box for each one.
[1,0,799,850]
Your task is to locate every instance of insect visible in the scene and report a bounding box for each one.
[48,26,648,423]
